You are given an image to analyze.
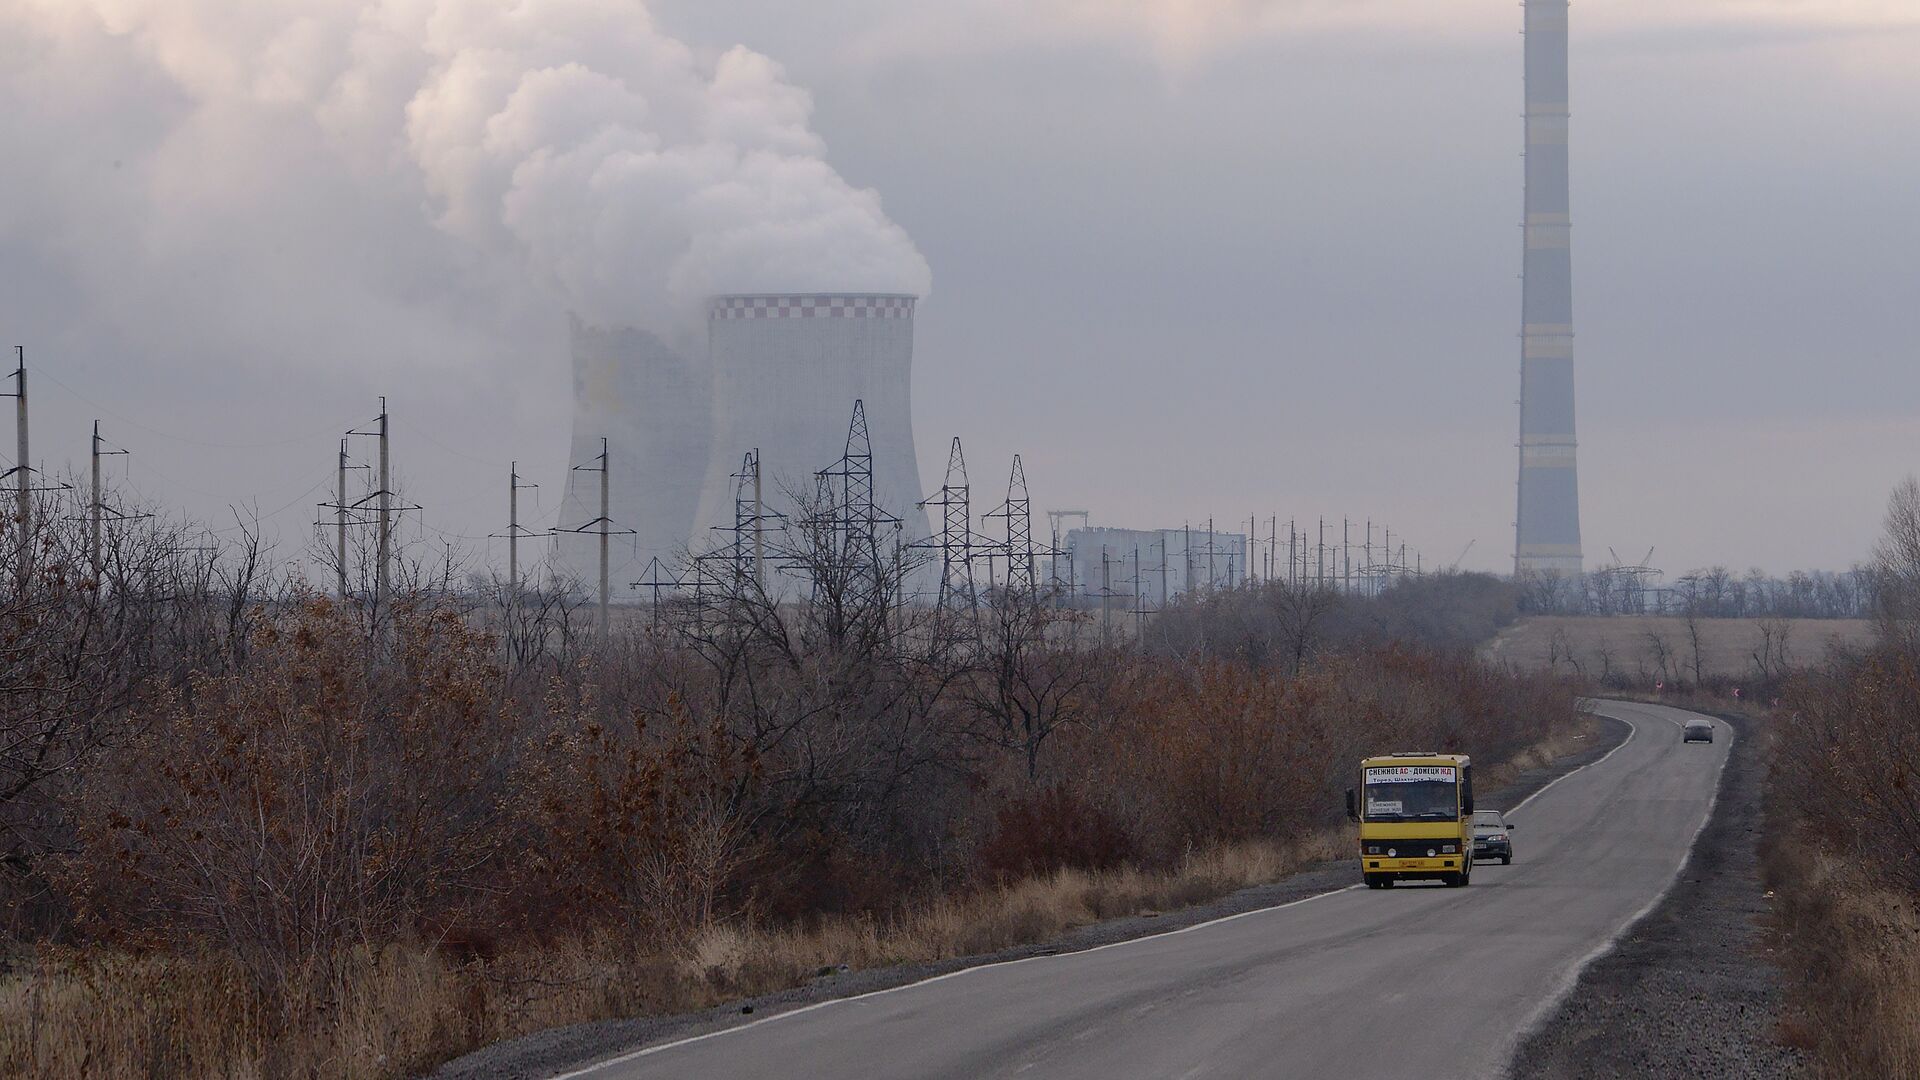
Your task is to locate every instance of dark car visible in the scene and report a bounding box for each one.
[1470,810,1515,865]
[1683,719,1714,743]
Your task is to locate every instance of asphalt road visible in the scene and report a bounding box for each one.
[557,701,1729,1080]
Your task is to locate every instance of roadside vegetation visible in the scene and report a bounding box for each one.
[0,488,1580,1078]
[1763,478,1920,1078]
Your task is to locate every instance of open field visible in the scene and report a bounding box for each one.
[1486,616,1875,683]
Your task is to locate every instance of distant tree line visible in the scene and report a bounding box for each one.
[0,482,1581,1077]
[1518,564,1873,618]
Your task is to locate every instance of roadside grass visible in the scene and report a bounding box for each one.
[0,834,1345,1079]
[0,717,1597,1079]
[1764,836,1920,1078]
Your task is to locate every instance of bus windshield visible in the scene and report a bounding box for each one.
[1363,766,1460,822]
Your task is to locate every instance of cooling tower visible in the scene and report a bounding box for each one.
[1515,0,1584,577]
[556,318,711,586]
[694,294,930,573]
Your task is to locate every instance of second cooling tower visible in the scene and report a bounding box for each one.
[694,293,930,561]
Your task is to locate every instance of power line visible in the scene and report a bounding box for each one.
[25,359,352,451]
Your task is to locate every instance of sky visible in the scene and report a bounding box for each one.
[2,0,1916,581]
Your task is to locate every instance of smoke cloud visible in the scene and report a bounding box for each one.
[4,0,931,334]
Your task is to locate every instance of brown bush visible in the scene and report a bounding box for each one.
[974,785,1134,882]
[510,690,757,941]
[60,597,510,998]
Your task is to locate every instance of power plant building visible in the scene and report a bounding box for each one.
[1514,0,1585,577]
[692,293,931,564]
[556,319,710,586]
[1059,525,1248,608]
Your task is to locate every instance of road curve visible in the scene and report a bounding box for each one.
[557,701,1729,1080]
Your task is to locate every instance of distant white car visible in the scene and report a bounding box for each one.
[1682,719,1714,744]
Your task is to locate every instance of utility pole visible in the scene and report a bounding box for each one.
[1156,536,1171,608]
[12,351,26,536]
[1105,545,1121,638]
[337,440,349,596]
[552,438,629,646]
[507,462,539,600]
[1317,517,1326,587]
[1183,522,1193,598]
[1207,515,1216,589]
[753,449,765,591]
[1249,513,1257,585]
[510,462,522,597]
[343,398,416,640]
[599,437,610,640]
[89,422,129,575]
[376,397,391,621]
[1343,518,1352,595]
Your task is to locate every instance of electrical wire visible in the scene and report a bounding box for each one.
[27,358,353,450]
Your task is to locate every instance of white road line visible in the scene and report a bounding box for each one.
[552,885,1365,1078]
[1498,704,1734,1075]
[553,710,1653,1079]
[1505,709,1637,818]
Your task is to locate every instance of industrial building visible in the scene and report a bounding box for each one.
[1514,0,1585,577]
[692,294,930,560]
[1058,525,1248,609]
[556,319,710,586]
[559,293,932,597]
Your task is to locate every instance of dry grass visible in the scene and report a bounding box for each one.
[1470,711,1604,801]
[4,712,1597,1079]
[1764,841,1920,1078]
[0,834,1344,1079]
[1486,616,1874,682]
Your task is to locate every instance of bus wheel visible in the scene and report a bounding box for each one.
[1364,874,1383,889]
[1444,872,1466,888]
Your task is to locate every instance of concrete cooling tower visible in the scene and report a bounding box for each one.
[556,318,711,586]
[694,294,931,575]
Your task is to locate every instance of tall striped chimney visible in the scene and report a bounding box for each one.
[1515,0,1583,577]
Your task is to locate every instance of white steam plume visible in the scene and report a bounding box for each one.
[7,0,930,331]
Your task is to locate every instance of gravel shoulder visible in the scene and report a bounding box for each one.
[435,716,1628,1080]
[1506,711,1806,1079]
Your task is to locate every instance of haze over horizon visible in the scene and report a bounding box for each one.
[3,0,1915,579]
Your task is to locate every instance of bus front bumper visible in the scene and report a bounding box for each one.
[1363,856,1464,876]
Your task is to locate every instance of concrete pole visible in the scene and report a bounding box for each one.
[337,439,349,598]
[1207,516,1216,589]
[508,461,520,600]
[89,421,101,576]
[1343,518,1352,595]
[14,351,27,545]
[752,448,764,591]
[598,437,610,644]
[376,398,390,623]
[1183,522,1192,598]
[1317,518,1325,587]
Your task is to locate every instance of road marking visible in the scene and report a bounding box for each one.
[1499,702,1734,1074]
[551,884,1365,1077]
[552,708,1653,1079]
[1504,707,1636,818]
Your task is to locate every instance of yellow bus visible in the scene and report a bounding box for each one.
[1344,753,1474,888]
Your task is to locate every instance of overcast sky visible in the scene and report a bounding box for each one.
[3,0,1916,579]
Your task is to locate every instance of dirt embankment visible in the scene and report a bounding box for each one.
[1507,713,1805,1079]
